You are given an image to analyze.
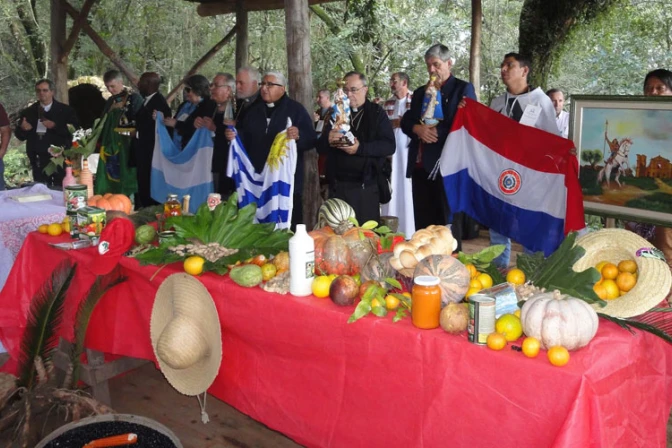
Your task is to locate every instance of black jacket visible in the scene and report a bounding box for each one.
[317,99,395,183]
[132,92,172,166]
[14,100,79,156]
[174,98,217,149]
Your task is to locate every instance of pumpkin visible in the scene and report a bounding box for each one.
[310,226,379,276]
[520,291,599,351]
[88,193,133,214]
[317,198,356,235]
[361,252,396,283]
[413,255,470,306]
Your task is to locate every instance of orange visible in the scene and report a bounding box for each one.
[615,272,636,293]
[261,263,277,282]
[601,263,619,280]
[385,294,400,310]
[371,298,382,308]
[476,273,493,289]
[522,337,541,358]
[38,224,49,234]
[486,333,507,351]
[593,283,608,300]
[183,255,205,276]
[506,268,526,286]
[547,346,570,367]
[618,259,637,274]
[495,314,523,341]
[595,260,609,274]
[513,309,521,318]
[469,278,483,290]
[311,275,332,298]
[465,287,481,300]
[465,263,478,278]
[402,291,411,298]
[47,223,63,236]
[601,279,620,300]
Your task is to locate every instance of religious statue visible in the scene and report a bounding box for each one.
[330,80,355,146]
[421,75,444,127]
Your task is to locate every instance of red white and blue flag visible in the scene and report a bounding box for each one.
[440,99,584,256]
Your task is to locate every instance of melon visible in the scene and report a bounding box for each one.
[413,255,470,306]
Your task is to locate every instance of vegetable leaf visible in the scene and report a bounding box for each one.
[458,245,506,271]
[516,251,545,278]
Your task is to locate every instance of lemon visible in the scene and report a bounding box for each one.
[495,314,523,342]
[38,224,49,234]
[618,260,637,274]
[61,220,71,233]
[476,273,493,289]
[311,275,332,298]
[601,279,620,300]
[465,287,481,300]
[513,309,521,318]
[384,294,400,310]
[183,255,205,276]
[465,263,478,278]
[469,278,483,290]
[506,268,526,286]
[595,260,609,274]
[47,223,63,236]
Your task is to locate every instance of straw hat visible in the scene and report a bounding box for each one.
[150,273,222,397]
[573,229,671,318]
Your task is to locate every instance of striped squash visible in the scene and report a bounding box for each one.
[317,198,356,235]
[413,255,470,306]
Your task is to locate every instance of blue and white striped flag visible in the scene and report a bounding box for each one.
[226,118,297,229]
[151,112,214,213]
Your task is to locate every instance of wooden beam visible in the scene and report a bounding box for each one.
[196,0,337,17]
[61,0,97,60]
[62,0,139,87]
[468,0,482,100]
[166,26,238,103]
[235,0,248,71]
[50,0,69,103]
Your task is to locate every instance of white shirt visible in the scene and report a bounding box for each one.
[143,92,157,107]
[489,87,559,136]
[556,110,570,138]
[36,102,53,134]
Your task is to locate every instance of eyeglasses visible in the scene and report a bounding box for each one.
[210,83,228,89]
[184,86,192,93]
[259,82,283,88]
[35,88,51,93]
[343,86,366,94]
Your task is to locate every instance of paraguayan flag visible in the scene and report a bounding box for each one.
[151,112,214,213]
[226,118,297,229]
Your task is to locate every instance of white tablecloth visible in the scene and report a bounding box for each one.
[0,185,65,352]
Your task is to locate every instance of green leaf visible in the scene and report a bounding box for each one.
[361,220,379,230]
[516,251,545,278]
[459,245,506,271]
[348,300,372,323]
[384,277,401,290]
[598,313,672,344]
[348,216,359,227]
[481,263,506,285]
[393,308,408,322]
[371,304,388,317]
[375,226,391,235]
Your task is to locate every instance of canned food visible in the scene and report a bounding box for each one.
[76,206,106,244]
[66,210,79,239]
[468,294,496,345]
[158,230,177,245]
[64,184,88,212]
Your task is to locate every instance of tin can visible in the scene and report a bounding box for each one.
[64,184,88,212]
[66,210,79,239]
[76,206,106,244]
[207,193,222,211]
[158,230,177,245]
[468,294,496,345]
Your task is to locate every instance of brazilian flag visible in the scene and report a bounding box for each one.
[94,108,138,196]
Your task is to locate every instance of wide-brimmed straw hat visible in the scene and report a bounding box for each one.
[573,229,671,318]
[150,273,222,397]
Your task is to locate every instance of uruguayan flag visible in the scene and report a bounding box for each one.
[226,118,297,229]
[151,112,214,213]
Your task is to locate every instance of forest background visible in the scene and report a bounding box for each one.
[1,0,671,186]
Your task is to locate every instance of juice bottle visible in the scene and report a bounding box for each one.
[164,194,182,218]
[411,276,442,329]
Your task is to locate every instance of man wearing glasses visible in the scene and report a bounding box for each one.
[317,71,395,223]
[225,71,316,228]
[15,79,79,187]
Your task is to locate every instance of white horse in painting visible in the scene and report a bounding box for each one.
[597,138,633,188]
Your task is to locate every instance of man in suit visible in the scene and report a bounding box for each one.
[15,79,79,187]
[133,72,172,207]
[401,44,476,250]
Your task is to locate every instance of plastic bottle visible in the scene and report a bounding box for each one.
[289,224,315,296]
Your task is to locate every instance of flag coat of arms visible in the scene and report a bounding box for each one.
[440,99,584,255]
[226,118,297,229]
[151,112,214,213]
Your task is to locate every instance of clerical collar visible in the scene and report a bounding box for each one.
[40,102,53,111]
[352,107,359,113]
[266,102,275,108]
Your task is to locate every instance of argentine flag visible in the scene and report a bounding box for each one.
[440,99,584,256]
[151,112,214,213]
[226,118,297,229]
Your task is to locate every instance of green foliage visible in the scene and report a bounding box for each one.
[3,145,33,188]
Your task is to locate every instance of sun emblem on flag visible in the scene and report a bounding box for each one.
[266,131,289,172]
[498,169,522,195]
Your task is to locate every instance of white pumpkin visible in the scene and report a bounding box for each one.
[520,291,599,351]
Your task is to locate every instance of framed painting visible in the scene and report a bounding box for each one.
[570,95,672,225]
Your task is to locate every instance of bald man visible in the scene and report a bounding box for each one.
[133,72,172,207]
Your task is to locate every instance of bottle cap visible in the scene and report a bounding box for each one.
[413,275,440,286]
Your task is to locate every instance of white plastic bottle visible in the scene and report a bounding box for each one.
[289,224,315,296]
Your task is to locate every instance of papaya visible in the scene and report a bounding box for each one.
[230,264,263,288]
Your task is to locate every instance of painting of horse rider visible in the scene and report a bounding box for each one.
[571,95,672,224]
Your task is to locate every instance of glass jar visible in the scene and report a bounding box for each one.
[164,194,182,218]
[411,275,442,329]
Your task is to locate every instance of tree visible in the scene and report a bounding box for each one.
[581,149,604,169]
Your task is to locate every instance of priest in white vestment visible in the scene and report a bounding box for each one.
[381,72,415,237]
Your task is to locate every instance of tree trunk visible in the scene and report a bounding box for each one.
[235,0,248,70]
[50,0,68,103]
[285,0,319,230]
[310,5,366,74]
[15,0,46,78]
[469,0,482,100]
[519,0,620,88]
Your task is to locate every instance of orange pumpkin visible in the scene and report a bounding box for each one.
[86,193,133,214]
[310,226,379,276]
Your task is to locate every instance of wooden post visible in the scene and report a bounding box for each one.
[285,0,319,230]
[235,0,249,70]
[468,0,482,100]
[50,0,69,103]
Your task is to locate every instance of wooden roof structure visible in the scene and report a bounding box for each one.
[186,0,337,17]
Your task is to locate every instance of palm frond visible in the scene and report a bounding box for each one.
[17,261,77,390]
[70,267,126,388]
[598,312,672,345]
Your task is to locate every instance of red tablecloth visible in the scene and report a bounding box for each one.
[1,232,672,448]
